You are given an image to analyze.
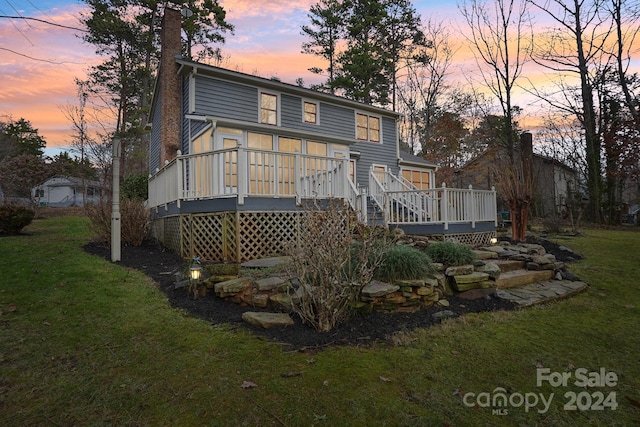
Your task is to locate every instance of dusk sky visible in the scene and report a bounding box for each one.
[1,0,638,157]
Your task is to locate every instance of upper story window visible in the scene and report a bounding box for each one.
[304,101,318,124]
[260,92,278,125]
[356,113,380,143]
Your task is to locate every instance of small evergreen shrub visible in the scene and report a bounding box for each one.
[0,203,35,235]
[122,174,148,200]
[425,241,475,266]
[376,244,434,282]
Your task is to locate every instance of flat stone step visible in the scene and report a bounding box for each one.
[495,280,588,307]
[492,259,526,273]
[242,312,294,329]
[495,269,554,289]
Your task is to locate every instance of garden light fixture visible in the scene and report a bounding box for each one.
[190,257,202,282]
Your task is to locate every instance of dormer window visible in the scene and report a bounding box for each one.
[260,92,278,125]
[356,113,380,143]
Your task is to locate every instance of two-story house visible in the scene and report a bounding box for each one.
[146,8,497,262]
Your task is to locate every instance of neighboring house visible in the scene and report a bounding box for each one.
[32,176,103,207]
[455,136,579,218]
[146,8,497,262]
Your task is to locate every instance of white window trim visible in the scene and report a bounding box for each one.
[400,167,434,190]
[302,99,320,125]
[355,111,382,143]
[259,90,280,126]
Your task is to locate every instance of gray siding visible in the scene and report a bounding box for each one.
[185,73,399,189]
[352,116,398,186]
[281,95,355,140]
[194,76,258,122]
[318,103,355,139]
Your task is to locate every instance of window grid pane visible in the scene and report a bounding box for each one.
[369,117,380,142]
[260,93,277,125]
[356,114,368,140]
[304,102,317,124]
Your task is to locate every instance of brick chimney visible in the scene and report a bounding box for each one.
[158,8,182,165]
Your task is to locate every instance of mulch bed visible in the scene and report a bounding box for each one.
[83,238,580,350]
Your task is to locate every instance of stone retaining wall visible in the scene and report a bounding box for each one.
[189,239,582,314]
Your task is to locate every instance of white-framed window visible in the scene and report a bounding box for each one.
[356,112,381,143]
[401,168,431,190]
[260,92,279,125]
[303,100,319,124]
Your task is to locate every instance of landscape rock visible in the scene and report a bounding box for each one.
[242,312,294,329]
[561,270,581,281]
[500,250,521,258]
[214,277,253,296]
[445,265,474,276]
[431,263,445,272]
[255,276,286,292]
[473,250,499,260]
[526,262,541,271]
[453,272,490,284]
[475,261,501,279]
[269,293,293,311]
[432,310,456,320]
[532,255,553,265]
[362,280,399,298]
[482,246,507,254]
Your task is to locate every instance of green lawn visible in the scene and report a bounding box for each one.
[1,216,639,426]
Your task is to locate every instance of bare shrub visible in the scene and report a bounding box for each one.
[286,199,390,332]
[86,198,151,246]
[542,216,564,234]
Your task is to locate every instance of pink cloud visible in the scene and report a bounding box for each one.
[0,6,97,149]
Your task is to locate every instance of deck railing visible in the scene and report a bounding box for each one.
[148,146,350,208]
[369,171,497,229]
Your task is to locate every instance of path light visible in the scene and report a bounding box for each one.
[490,237,498,244]
[190,257,202,283]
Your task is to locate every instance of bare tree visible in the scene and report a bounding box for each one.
[527,0,613,222]
[607,0,640,127]
[396,19,456,153]
[460,0,532,155]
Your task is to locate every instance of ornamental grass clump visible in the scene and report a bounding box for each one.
[425,241,475,266]
[375,244,434,282]
[286,199,389,332]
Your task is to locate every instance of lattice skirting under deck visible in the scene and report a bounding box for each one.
[152,212,497,262]
[426,231,497,246]
[152,211,303,262]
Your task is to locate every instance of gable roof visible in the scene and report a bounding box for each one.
[35,175,102,189]
[457,146,576,174]
[399,150,438,169]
